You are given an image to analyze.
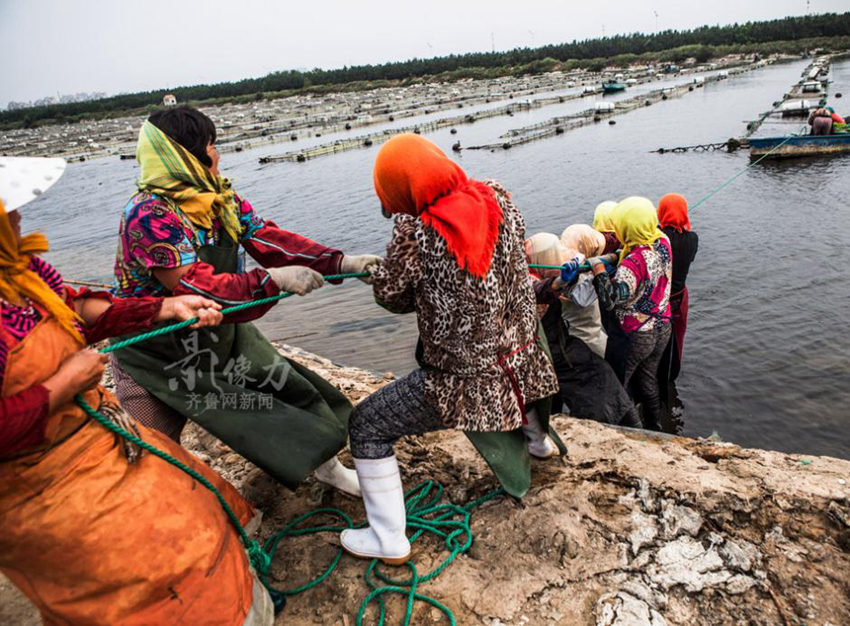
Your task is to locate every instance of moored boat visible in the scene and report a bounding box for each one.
[749,133,850,159]
[602,82,626,94]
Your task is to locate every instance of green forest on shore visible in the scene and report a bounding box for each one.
[3,12,849,130]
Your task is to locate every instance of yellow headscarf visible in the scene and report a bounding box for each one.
[560,224,605,258]
[135,120,242,242]
[0,200,84,343]
[611,196,665,262]
[592,201,617,233]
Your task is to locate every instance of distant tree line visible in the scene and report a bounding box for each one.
[3,12,849,128]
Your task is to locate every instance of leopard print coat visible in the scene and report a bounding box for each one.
[372,181,559,432]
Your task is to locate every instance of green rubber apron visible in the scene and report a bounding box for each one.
[112,237,351,489]
[418,320,566,499]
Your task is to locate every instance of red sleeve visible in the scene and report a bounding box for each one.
[65,286,165,344]
[172,260,280,323]
[86,296,164,344]
[242,221,344,279]
[0,385,51,456]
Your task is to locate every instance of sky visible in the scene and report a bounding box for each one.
[1,0,846,107]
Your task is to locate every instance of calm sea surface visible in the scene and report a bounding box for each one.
[24,58,850,459]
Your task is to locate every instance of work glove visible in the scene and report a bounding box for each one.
[266,266,324,295]
[340,254,383,284]
[559,255,585,286]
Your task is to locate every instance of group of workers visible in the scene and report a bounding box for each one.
[0,105,697,624]
[526,190,697,434]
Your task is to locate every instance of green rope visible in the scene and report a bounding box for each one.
[102,272,370,354]
[690,127,804,211]
[529,262,591,271]
[74,393,289,611]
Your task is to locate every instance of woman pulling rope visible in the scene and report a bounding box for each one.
[0,157,275,625]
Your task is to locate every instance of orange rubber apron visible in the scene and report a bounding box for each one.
[0,312,256,625]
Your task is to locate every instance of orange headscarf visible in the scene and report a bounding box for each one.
[0,200,83,343]
[374,134,503,278]
[657,193,691,233]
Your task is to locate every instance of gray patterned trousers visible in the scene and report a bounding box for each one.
[348,369,444,459]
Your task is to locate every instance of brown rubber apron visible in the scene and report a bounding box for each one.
[0,311,256,625]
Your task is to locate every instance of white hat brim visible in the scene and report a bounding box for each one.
[0,157,67,211]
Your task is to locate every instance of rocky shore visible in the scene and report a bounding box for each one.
[2,343,849,625]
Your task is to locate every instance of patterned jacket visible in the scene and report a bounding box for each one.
[372,181,559,431]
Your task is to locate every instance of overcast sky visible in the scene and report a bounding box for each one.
[1,0,845,107]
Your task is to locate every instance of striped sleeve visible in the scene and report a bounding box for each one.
[28,256,64,295]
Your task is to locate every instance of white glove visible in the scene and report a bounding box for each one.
[340,254,383,284]
[266,266,324,296]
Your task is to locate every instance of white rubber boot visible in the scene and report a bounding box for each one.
[340,456,411,565]
[313,456,361,497]
[523,408,560,459]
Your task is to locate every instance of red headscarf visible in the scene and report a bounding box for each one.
[657,193,691,233]
[373,134,503,278]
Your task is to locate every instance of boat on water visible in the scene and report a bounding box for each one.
[602,82,626,94]
[749,133,850,159]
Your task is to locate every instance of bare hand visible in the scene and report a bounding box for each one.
[43,349,109,411]
[160,295,224,328]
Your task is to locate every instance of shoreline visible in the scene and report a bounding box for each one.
[2,342,848,625]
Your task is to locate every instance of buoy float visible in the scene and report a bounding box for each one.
[450,128,458,134]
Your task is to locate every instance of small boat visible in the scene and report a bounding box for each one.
[749,133,850,159]
[602,82,626,94]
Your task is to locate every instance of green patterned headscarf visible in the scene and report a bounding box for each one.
[135,120,241,242]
